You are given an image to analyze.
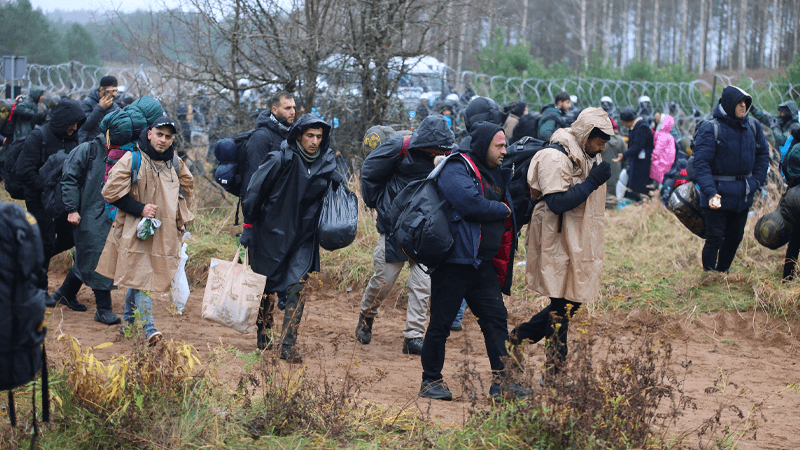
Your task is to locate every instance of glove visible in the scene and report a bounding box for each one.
[240,227,254,248]
[586,161,612,189]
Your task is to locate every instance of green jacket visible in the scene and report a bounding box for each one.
[12,89,45,143]
[537,104,566,143]
[752,100,799,149]
[61,135,114,290]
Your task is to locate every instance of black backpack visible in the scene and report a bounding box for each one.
[503,137,568,230]
[686,117,761,182]
[4,127,47,200]
[213,129,256,196]
[389,153,481,269]
[39,149,71,220]
[0,201,50,443]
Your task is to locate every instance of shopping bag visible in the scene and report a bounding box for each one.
[171,233,191,314]
[318,183,358,251]
[201,247,266,334]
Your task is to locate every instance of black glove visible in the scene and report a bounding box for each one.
[240,227,254,248]
[586,161,612,189]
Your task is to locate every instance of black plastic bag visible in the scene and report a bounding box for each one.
[319,183,358,251]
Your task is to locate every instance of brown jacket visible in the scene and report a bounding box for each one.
[96,150,194,293]
[524,107,613,303]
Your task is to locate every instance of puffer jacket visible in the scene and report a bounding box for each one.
[79,88,120,143]
[537,104,566,143]
[650,114,676,183]
[693,86,770,213]
[361,115,454,262]
[241,110,291,197]
[752,100,798,149]
[12,89,46,143]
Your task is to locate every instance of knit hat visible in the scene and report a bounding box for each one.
[100,76,118,87]
[619,107,636,122]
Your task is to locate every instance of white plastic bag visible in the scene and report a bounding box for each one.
[171,232,191,314]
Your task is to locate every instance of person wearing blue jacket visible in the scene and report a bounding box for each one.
[694,86,769,272]
[419,121,525,402]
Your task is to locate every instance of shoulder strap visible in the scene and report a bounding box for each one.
[398,135,412,160]
[747,116,762,151]
[457,153,484,196]
[7,102,18,122]
[547,143,569,156]
[130,150,141,184]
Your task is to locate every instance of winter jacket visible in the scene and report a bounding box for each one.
[525,107,613,304]
[621,118,654,201]
[79,88,120,144]
[751,100,798,149]
[537,104,566,143]
[361,115,454,262]
[16,98,86,207]
[694,86,770,213]
[436,122,517,295]
[651,114,676,183]
[241,110,291,197]
[12,89,46,143]
[96,131,194,293]
[241,114,343,295]
[61,135,114,290]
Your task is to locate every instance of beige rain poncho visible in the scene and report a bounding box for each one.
[525,107,614,303]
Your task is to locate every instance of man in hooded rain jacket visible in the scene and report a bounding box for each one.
[96,117,194,345]
[694,86,769,273]
[357,115,455,355]
[16,98,86,307]
[750,100,799,149]
[512,107,614,381]
[418,121,524,402]
[240,113,344,362]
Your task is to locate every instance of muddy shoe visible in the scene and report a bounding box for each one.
[95,309,121,325]
[402,337,424,355]
[356,313,374,344]
[280,345,303,364]
[54,290,87,311]
[490,380,534,401]
[419,379,452,401]
[147,331,163,346]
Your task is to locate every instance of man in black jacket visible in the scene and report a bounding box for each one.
[240,114,343,362]
[240,92,295,197]
[357,115,455,355]
[16,98,86,308]
[79,76,120,144]
[615,107,654,201]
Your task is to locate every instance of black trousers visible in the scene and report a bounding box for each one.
[256,282,305,348]
[783,223,800,280]
[26,199,75,289]
[701,207,748,272]
[513,297,581,364]
[421,260,509,382]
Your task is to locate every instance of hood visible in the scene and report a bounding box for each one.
[409,114,456,150]
[286,113,331,154]
[464,97,505,132]
[468,121,505,166]
[49,98,87,139]
[657,114,674,134]
[561,107,614,149]
[88,88,102,103]
[510,113,539,143]
[778,100,799,122]
[29,89,44,104]
[718,85,752,120]
[256,110,291,135]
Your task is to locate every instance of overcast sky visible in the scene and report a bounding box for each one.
[31,0,180,13]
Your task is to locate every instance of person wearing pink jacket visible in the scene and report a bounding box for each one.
[650,113,676,184]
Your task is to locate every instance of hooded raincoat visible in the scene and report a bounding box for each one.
[95,131,195,293]
[241,114,342,295]
[61,134,115,290]
[650,114,676,183]
[525,108,614,304]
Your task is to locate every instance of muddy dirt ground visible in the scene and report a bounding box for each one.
[43,262,800,449]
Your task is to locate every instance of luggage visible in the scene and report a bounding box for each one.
[667,182,705,238]
[201,247,266,334]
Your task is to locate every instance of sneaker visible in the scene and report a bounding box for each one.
[419,379,453,401]
[95,309,122,326]
[355,313,374,344]
[402,337,424,355]
[489,380,534,401]
[280,345,303,364]
[45,294,56,308]
[54,290,88,312]
[147,331,163,346]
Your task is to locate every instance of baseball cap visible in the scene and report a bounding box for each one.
[150,116,177,134]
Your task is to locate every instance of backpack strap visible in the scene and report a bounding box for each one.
[545,143,569,232]
[457,153,483,195]
[130,150,142,184]
[398,135,412,160]
[7,102,18,122]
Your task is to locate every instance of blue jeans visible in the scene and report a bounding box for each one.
[124,289,157,338]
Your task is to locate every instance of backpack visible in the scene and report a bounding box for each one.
[4,127,46,200]
[388,152,481,268]
[686,117,761,182]
[503,138,567,230]
[39,149,71,219]
[0,202,50,443]
[213,129,257,196]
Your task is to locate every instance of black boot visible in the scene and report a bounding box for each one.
[355,313,374,344]
[93,289,121,325]
[54,270,87,311]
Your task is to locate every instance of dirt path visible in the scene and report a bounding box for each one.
[44,266,800,449]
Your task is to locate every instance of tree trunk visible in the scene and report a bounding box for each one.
[680,0,689,65]
[635,0,643,60]
[699,0,708,73]
[580,0,588,70]
[604,0,613,65]
[771,0,780,67]
[650,0,660,64]
[728,0,734,70]
[455,12,467,92]
[522,0,529,35]
[794,0,799,58]
[619,0,629,66]
[738,0,747,71]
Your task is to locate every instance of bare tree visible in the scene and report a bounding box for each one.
[649,0,660,64]
[680,0,689,66]
[699,0,708,73]
[771,0,781,67]
[738,0,747,70]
